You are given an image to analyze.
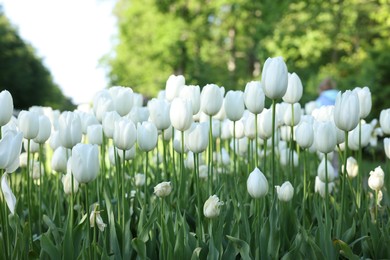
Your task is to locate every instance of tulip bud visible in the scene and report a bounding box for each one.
[18,110,39,140]
[102,111,120,139]
[127,106,149,125]
[1,173,16,214]
[133,93,144,107]
[58,112,82,149]
[317,158,336,183]
[283,72,303,104]
[33,115,52,144]
[90,204,107,231]
[244,81,265,114]
[224,90,245,121]
[314,176,335,198]
[87,124,103,145]
[137,121,158,152]
[0,90,14,127]
[165,75,185,102]
[0,130,23,173]
[79,112,99,135]
[118,146,136,161]
[109,86,133,116]
[314,121,337,154]
[154,181,172,197]
[170,98,193,132]
[200,84,224,116]
[135,173,145,187]
[62,170,79,195]
[275,181,294,202]
[52,147,68,173]
[203,195,224,218]
[258,108,273,140]
[93,91,114,122]
[179,85,201,115]
[283,103,301,126]
[343,156,358,179]
[261,57,288,100]
[71,144,99,184]
[113,118,136,151]
[384,138,390,159]
[354,86,371,119]
[295,121,314,149]
[229,119,245,139]
[247,168,268,198]
[147,98,171,130]
[348,123,373,151]
[368,166,384,191]
[334,90,360,132]
[244,112,256,139]
[186,122,209,154]
[380,109,390,135]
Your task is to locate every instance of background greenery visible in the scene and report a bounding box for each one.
[105,0,390,118]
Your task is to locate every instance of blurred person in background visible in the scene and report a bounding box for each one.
[316,77,339,107]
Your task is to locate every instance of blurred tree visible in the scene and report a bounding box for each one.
[0,7,75,111]
[107,0,390,118]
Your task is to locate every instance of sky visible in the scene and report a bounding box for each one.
[1,0,117,105]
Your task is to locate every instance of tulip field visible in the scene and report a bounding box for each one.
[1,57,390,259]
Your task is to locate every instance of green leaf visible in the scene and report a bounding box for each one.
[333,239,359,260]
[131,238,148,259]
[225,235,251,260]
[41,234,61,259]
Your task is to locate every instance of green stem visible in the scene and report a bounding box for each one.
[123,150,127,233]
[255,114,259,168]
[374,190,378,224]
[338,131,349,237]
[263,139,267,173]
[271,99,276,196]
[290,104,295,182]
[0,170,9,259]
[194,153,203,243]
[357,121,362,208]
[324,153,330,232]
[162,130,168,180]
[180,131,185,203]
[39,144,44,235]
[26,139,33,248]
[114,148,121,223]
[85,184,91,259]
[144,151,149,204]
[57,172,61,227]
[208,116,213,194]
[302,149,307,228]
[160,198,166,260]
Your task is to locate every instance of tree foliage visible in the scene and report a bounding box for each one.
[106,0,390,117]
[0,7,75,111]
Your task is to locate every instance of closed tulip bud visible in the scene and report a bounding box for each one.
[247,168,268,198]
[380,109,390,135]
[93,92,114,122]
[343,156,358,178]
[154,181,172,197]
[213,98,226,121]
[163,126,173,141]
[295,121,314,148]
[283,72,303,103]
[317,158,336,183]
[258,108,273,140]
[147,98,171,130]
[23,139,39,154]
[113,118,136,151]
[0,90,14,127]
[18,110,39,139]
[173,129,188,153]
[315,176,335,198]
[135,173,145,187]
[133,93,144,107]
[127,106,149,125]
[200,84,224,116]
[58,112,82,149]
[19,152,28,167]
[137,121,158,152]
[52,147,68,173]
[244,112,256,139]
[118,146,136,161]
[384,138,390,159]
[165,75,185,102]
[90,204,107,231]
[33,115,52,144]
[275,181,294,202]
[225,90,245,121]
[1,173,16,214]
[280,148,298,167]
[79,112,99,135]
[49,130,61,150]
[179,85,201,115]
[71,144,99,184]
[244,81,265,114]
[0,130,23,173]
[334,90,360,131]
[229,119,245,139]
[348,123,373,151]
[354,86,371,119]
[186,122,209,153]
[261,57,288,100]
[170,98,193,131]
[211,119,221,138]
[314,121,337,154]
[368,166,384,191]
[62,170,79,195]
[203,195,224,218]
[283,103,302,126]
[87,124,103,145]
[109,86,133,116]
[102,111,120,139]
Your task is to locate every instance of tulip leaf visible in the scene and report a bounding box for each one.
[225,235,251,260]
[41,233,61,260]
[138,205,158,242]
[42,215,61,245]
[104,189,122,260]
[333,239,359,260]
[131,237,148,259]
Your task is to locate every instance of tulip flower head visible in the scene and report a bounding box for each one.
[137,121,158,152]
[18,110,39,140]
[179,85,201,115]
[261,57,288,100]
[247,168,268,198]
[283,72,303,104]
[154,181,172,197]
[354,86,372,119]
[0,130,23,173]
[87,124,103,145]
[109,86,134,116]
[186,122,209,153]
[165,74,185,102]
[244,81,265,114]
[203,195,224,218]
[170,97,193,132]
[71,143,100,184]
[384,138,390,159]
[0,90,14,127]
[113,118,137,151]
[380,109,390,135]
[368,166,384,192]
[334,90,360,132]
[317,158,336,183]
[147,98,171,131]
[90,204,107,232]
[200,84,224,116]
[224,90,245,121]
[275,181,294,202]
[58,111,82,149]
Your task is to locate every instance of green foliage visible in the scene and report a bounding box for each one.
[106,0,390,117]
[0,8,75,110]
